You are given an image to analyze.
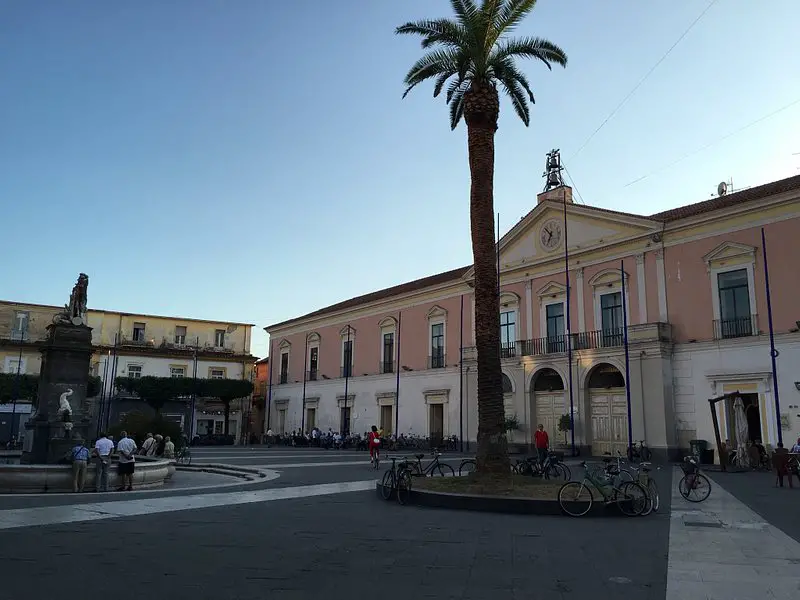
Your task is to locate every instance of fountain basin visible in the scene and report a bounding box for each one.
[0,453,176,493]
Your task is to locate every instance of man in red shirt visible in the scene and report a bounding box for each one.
[534,424,549,465]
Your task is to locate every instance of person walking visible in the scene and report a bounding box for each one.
[93,432,114,492]
[70,437,90,493]
[534,424,550,466]
[116,430,138,491]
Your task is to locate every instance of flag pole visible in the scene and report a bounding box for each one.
[459,295,464,453]
[301,334,308,433]
[343,326,351,435]
[266,339,274,433]
[564,191,575,455]
[394,312,402,436]
[761,227,783,445]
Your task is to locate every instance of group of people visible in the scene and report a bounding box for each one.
[68,430,176,493]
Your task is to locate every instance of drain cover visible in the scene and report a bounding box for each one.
[609,577,632,584]
[684,521,723,528]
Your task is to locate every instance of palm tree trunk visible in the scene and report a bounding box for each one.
[464,85,510,475]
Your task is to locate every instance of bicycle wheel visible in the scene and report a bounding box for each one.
[641,446,652,461]
[396,470,412,505]
[373,453,380,470]
[545,463,568,481]
[459,459,476,476]
[647,479,660,512]
[617,469,635,483]
[558,482,594,517]
[617,481,648,516]
[436,463,455,477]
[380,470,395,500]
[558,462,572,481]
[678,473,711,502]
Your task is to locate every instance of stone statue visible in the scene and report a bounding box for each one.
[53,273,89,325]
[59,389,73,420]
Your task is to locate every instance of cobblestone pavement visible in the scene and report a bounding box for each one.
[0,447,672,600]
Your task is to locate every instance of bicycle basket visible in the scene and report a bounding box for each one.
[680,458,698,475]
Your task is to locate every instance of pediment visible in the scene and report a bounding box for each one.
[378,316,397,329]
[463,202,661,277]
[306,331,321,343]
[499,291,520,306]
[427,305,448,319]
[339,325,356,337]
[588,268,629,287]
[536,281,567,298]
[278,338,291,350]
[703,241,756,265]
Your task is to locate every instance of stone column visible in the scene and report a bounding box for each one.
[635,253,648,324]
[23,322,94,464]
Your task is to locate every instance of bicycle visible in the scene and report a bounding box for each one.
[402,451,455,477]
[176,445,192,466]
[602,451,634,483]
[515,451,571,481]
[558,461,648,517]
[678,456,711,502]
[627,440,652,463]
[628,461,661,515]
[458,458,476,476]
[371,446,381,470]
[380,457,413,505]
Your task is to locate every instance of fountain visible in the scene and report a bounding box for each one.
[0,274,174,493]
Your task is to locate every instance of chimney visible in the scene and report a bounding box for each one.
[537,185,573,204]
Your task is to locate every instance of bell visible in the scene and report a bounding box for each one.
[547,172,561,188]
[547,154,560,170]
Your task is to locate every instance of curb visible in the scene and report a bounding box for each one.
[176,463,268,480]
[375,482,629,517]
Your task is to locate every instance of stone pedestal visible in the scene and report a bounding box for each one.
[22,322,93,465]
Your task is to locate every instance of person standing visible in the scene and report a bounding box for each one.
[534,424,550,465]
[93,432,114,492]
[70,437,90,493]
[368,425,381,466]
[140,433,156,456]
[116,430,137,491]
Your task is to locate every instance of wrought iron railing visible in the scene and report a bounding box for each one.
[279,373,288,384]
[306,370,318,381]
[340,365,353,378]
[428,352,446,369]
[713,315,757,340]
[379,361,395,374]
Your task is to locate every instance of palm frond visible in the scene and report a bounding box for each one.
[491,36,568,69]
[402,49,460,98]
[492,57,535,103]
[495,0,538,34]
[395,19,467,50]
[448,84,468,130]
[493,59,531,125]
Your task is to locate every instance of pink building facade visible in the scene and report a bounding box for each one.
[265,174,800,459]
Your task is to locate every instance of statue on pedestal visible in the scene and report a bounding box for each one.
[53,273,89,326]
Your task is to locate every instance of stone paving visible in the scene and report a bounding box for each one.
[0,447,673,599]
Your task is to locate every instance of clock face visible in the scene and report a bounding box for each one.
[540,219,563,251]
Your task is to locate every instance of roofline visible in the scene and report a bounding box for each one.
[0,300,256,328]
[264,173,800,332]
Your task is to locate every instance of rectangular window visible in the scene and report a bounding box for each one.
[175,326,187,345]
[214,420,224,435]
[342,340,353,378]
[12,311,29,338]
[280,352,289,384]
[545,303,565,353]
[6,358,24,374]
[209,368,225,380]
[500,311,516,357]
[600,292,624,346]
[340,406,351,436]
[308,347,319,380]
[306,408,316,431]
[430,323,445,368]
[128,365,143,379]
[382,332,394,373]
[717,269,752,338]
[214,329,225,347]
[170,366,186,378]
[278,409,287,434]
[132,322,146,342]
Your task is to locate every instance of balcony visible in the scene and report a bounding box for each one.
[340,365,353,378]
[119,335,155,348]
[428,353,446,369]
[379,361,395,374]
[500,342,516,358]
[279,373,288,384]
[306,370,318,381]
[713,315,757,340]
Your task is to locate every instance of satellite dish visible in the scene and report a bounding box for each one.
[717,181,728,196]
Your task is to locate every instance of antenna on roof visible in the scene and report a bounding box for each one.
[543,149,564,192]
[713,177,734,197]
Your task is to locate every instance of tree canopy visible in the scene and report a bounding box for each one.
[396,0,567,129]
[0,373,101,403]
[114,376,253,414]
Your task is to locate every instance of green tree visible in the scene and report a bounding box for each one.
[397,0,567,474]
[197,379,254,436]
[114,376,193,415]
[0,374,102,403]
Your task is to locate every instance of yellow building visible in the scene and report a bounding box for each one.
[1,300,257,442]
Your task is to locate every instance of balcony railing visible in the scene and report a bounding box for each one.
[379,361,395,374]
[428,353,446,369]
[500,342,517,358]
[713,315,757,340]
[279,373,288,384]
[340,365,353,378]
[306,370,318,381]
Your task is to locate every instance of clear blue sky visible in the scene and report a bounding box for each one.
[2,0,799,359]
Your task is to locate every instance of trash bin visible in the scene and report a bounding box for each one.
[689,439,708,458]
[701,448,715,465]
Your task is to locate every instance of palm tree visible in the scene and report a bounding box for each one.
[397,0,567,474]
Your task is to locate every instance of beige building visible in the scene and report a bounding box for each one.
[1,300,257,442]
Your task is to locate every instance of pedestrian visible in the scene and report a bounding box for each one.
[154,434,165,457]
[163,436,175,459]
[93,432,114,492]
[116,430,138,491]
[534,424,549,465]
[70,436,90,493]
[140,433,156,456]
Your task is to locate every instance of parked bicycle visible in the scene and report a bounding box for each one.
[380,457,412,505]
[678,455,711,502]
[176,445,191,466]
[558,461,648,517]
[514,451,571,481]
[458,458,476,476]
[602,452,635,483]
[402,451,455,478]
[628,461,661,515]
[627,440,652,463]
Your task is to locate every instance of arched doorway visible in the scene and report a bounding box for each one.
[530,368,565,442]
[586,363,628,456]
[502,373,514,417]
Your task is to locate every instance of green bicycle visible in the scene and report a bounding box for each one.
[558,461,648,517]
